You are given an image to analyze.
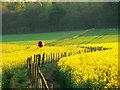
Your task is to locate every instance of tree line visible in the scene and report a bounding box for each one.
[2,2,118,34]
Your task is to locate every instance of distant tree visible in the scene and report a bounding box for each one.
[2,2,118,34]
[48,5,66,26]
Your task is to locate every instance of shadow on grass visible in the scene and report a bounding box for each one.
[2,63,28,89]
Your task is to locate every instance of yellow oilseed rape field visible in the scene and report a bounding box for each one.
[1,43,84,88]
[2,44,83,70]
[57,42,119,88]
[1,42,119,88]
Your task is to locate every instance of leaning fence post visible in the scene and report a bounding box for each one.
[38,70,49,90]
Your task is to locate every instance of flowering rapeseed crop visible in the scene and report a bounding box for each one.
[2,44,83,70]
[2,43,84,88]
[57,42,118,88]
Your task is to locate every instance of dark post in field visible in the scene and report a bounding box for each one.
[64,52,67,57]
[56,53,58,60]
[42,52,45,66]
[38,54,41,67]
[51,53,52,62]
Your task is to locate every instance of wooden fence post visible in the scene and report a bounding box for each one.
[40,77,43,90]
[93,47,96,52]
[48,55,50,63]
[42,53,45,66]
[38,70,49,90]
[27,58,29,76]
[51,53,52,62]
[36,66,39,88]
[38,54,41,67]
[28,49,90,89]
[34,54,36,63]
[68,52,70,56]
[35,63,39,88]
[30,58,32,87]
[87,48,89,53]
[61,53,63,58]
[53,53,55,62]
[64,52,67,57]
[79,50,81,54]
[34,63,36,88]
[84,49,86,53]
[90,47,92,51]
[32,63,35,88]
[36,55,38,65]
[56,53,58,61]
